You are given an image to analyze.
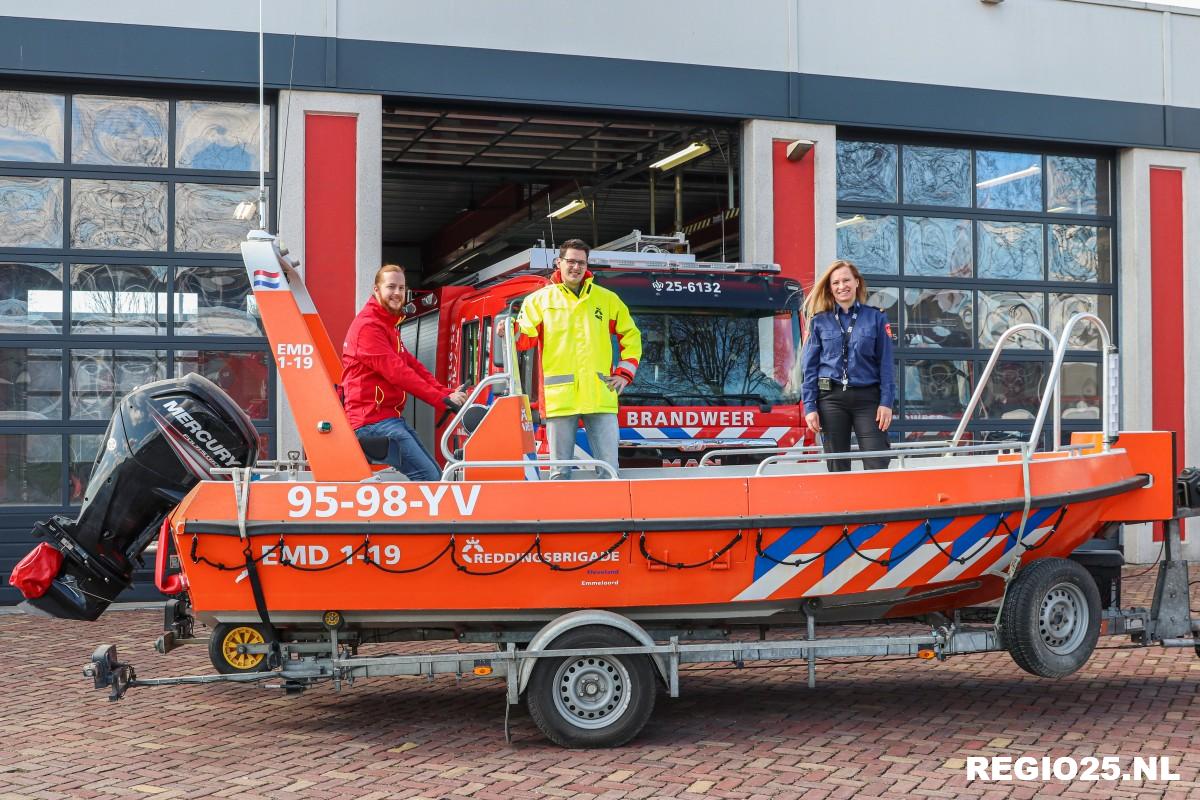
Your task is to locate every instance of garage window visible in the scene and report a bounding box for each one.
[0,88,274,509]
[835,138,1114,447]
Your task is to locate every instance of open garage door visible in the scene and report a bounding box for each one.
[380,104,740,288]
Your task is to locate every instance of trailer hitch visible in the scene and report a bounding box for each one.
[83,644,136,702]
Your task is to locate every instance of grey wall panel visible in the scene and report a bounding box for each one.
[335,39,789,118]
[795,74,1166,148]
[1167,106,1200,151]
[0,17,327,89]
[0,16,1193,156]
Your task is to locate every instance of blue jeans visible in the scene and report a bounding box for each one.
[355,417,440,481]
[545,413,620,479]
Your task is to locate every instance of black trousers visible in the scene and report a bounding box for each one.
[817,384,891,472]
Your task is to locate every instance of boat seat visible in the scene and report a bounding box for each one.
[358,436,390,463]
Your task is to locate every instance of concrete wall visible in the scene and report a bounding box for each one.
[6,0,1197,110]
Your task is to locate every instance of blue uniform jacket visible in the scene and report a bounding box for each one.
[800,301,897,414]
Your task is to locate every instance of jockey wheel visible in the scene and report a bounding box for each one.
[209,623,272,674]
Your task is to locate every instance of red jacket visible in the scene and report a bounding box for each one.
[341,296,451,429]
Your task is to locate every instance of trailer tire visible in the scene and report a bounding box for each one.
[526,625,655,748]
[1001,557,1101,678]
[209,623,272,674]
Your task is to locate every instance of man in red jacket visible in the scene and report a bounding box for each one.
[341,264,466,480]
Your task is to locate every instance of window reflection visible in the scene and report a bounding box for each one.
[0,263,62,334]
[71,179,167,250]
[176,183,262,252]
[69,434,105,504]
[1047,156,1109,215]
[1049,225,1110,283]
[903,359,971,420]
[836,141,896,203]
[902,146,970,207]
[71,95,168,167]
[978,361,1046,420]
[0,91,64,163]
[904,288,972,348]
[865,285,900,334]
[977,220,1043,281]
[903,217,971,278]
[174,266,262,336]
[976,151,1042,210]
[175,350,269,419]
[70,349,165,420]
[978,291,1045,350]
[0,433,61,505]
[0,348,62,419]
[630,311,800,405]
[176,101,268,171]
[70,264,167,335]
[1061,362,1100,419]
[0,176,63,247]
[836,214,897,275]
[1050,293,1112,350]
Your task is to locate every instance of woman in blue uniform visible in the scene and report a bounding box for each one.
[800,260,896,471]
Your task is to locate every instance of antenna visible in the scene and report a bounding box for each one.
[256,0,266,231]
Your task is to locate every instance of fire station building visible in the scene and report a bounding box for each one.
[1,0,1198,600]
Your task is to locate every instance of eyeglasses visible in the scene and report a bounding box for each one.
[559,258,588,268]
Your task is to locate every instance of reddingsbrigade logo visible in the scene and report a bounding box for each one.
[461,537,485,563]
[459,537,620,566]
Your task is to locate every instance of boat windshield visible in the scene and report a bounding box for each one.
[622,309,802,407]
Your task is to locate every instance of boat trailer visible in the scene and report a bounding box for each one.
[85,507,1199,748]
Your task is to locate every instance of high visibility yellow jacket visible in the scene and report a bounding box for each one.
[516,272,641,417]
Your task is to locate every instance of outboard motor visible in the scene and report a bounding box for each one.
[9,373,258,620]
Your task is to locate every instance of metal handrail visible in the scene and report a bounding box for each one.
[753,441,1027,476]
[1034,312,1116,450]
[439,373,512,463]
[951,323,1061,449]
[441,458,619,482]
[700,438,969,470]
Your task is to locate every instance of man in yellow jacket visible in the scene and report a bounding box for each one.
[516,238,641,479]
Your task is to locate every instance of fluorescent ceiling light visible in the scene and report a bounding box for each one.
[547,198,587,219]
[649,142,711,171]
[976,165,1040,190]
[1047,205,1072,213]
[836,214,866,228]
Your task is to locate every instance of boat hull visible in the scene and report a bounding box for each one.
[170,441,1163,629]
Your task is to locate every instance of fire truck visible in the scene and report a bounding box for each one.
[399,232,811,467]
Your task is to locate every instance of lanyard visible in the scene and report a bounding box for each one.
[839,307,858,387]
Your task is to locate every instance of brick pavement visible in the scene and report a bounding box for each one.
[0,567,1198,799]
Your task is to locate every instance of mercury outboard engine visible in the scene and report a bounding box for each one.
[10,373,258,620]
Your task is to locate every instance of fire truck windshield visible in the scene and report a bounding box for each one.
[622,309,801,407]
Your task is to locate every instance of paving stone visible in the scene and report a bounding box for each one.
[0,568,1197,799]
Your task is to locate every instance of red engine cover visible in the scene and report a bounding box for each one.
[9,542,64,599]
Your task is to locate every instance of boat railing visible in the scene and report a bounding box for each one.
[440,458,620,482]
[439,372,514,464]
[951,323,1060,449]
[952,313,1117,452]
[753,441,1028,476]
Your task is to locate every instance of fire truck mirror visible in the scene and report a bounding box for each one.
[492,312,511,369]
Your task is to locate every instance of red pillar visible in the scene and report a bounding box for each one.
[1149,167,1185,540]
[771,140,816,289]
[305,113,358,356]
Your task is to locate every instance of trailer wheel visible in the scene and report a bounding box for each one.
[1001,557,1101,678]
[526,625,655,748]
[209,623,271,674]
